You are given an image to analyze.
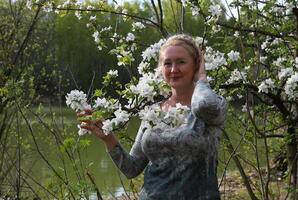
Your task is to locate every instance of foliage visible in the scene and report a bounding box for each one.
[1,0,298,199]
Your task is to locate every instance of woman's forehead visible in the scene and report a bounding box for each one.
[162,45,193,58]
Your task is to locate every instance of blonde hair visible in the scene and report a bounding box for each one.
[158,34,200,69]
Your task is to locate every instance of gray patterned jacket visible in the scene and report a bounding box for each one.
[109,80,228,200]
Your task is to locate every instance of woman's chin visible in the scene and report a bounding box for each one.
[169,82,192,90]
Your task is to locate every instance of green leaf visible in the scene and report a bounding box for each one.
[94,89,103,97]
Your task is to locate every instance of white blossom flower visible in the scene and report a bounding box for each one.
[93,97,108,109]
[126,33,135,42]
[107,70,118,77]
[43,3,53,12]
[258,78,275,93]
[142,39,165,62]
[260,56,267,63]
[102,119,114,135]
[209,5,221,17]
[132,22,145,31]
[122,9,128,14]
[190,4,200,16]
[139,105,161,123]
[271,5,283,14]
[130,76,156,102]
[87,5,94,10]
[26,0,33,9]
[109,100,120,110]
[273,57,286,67]
[75,11,82,20]
[194,37,207,46]
[285,72,298,100]
[114,109,130,124]
[285,2,294,14]
[65,90,91,112]
[101,109,130,135]
[78,123,91,136]
[89,15,96,21]
[62,0,71,8]
[271,38,282,45]
[278,68,294,80]
[139,103,189,131]
[261,40,270,50]
[92,31,100,43]
[101,26,112,33]
[164,103,189,127]
[242,103,248,112]
[295,57,298,69]
[227,69,247,84]
[138,62,150,75]
[227,50,240,61]
[207,76,214,82]
[204,47,227,70]
[234,31,240,37]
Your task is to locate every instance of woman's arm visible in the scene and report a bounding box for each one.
[191,81,227,126]
[108,122,148,179]
[192,49,227,126]
[78,111,149,179]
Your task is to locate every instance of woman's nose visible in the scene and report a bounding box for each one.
[170,64,179,73]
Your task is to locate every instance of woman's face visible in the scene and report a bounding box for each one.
[160,45,196,90]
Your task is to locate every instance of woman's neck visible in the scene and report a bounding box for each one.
[170,86,194,106]
[162,84,195,111]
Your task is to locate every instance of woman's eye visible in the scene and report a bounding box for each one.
[179,60,185,64]
[164,63,171,67]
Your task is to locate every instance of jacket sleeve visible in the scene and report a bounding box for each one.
[191,80,227,126]
[108,121,149,179]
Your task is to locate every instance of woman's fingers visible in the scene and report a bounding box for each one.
[77,109,93,117]
[76,110,106,138]
[196,48,207,82]
[79,119,104,135]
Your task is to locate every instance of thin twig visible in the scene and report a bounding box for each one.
[86,171,103,200]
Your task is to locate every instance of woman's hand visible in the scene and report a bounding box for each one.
[195,48,208,82]
[77,109,118,150]
[77,109,106,138]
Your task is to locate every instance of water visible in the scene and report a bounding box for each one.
[15,106,140,199]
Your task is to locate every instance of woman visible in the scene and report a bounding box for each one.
[80,34,227,199]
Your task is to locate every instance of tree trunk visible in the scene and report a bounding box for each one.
[223,130,259,200]
[287,126,298,200]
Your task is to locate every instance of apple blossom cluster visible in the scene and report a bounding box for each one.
[65,90,92,135]
[227,69,247,84]
[126,33,135,42]
[285,72,298,100]
[258,78,275,94]
[102,109,130,135]
[139,103,190,133]
[129,73,161,102]
[208,5,221,18]
[66,85,189,136]
[278,68,293,80]
[204,47,227,70]
[190,4,200,16]
[141,39,166,62]
[194,37,207,47]
[132,22,145,31]
[107,70,118,77]
[227,50,240,62]
[65,90,91,112]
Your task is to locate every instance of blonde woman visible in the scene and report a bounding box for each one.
[80,34,227,200]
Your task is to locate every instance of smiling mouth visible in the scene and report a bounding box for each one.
[170,77,181,81]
